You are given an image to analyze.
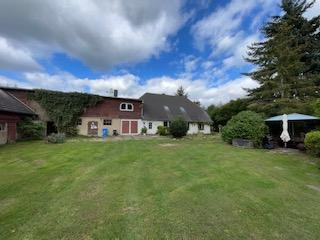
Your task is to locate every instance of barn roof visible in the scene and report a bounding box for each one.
[140,93,212,123]
[0,89,35,115]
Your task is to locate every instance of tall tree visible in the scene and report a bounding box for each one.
[245,0,320,114]
[176,86,188,97]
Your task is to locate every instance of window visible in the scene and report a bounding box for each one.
[77,118,82,126]
[198,123,204,131]
[149,122,152,129]
[103,119,112,125]
[120,103,134,111]
[164,121,170,127]
[0,123,6,131]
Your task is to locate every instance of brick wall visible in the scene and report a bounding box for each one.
[82,98,142,119]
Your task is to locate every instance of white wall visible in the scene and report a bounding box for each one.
[143,121,211,135]
[142,121,163,135]
[188,123,198,135]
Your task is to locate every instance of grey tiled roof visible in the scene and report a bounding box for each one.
[0,89,35,115]
[140,93,212,123]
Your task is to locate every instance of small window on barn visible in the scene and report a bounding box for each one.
[77,119,82,126]
[0,123,6,131]
[149,122,152,129]
[120,103,134,111]
[103,119,112,125]
[198,123,204,131]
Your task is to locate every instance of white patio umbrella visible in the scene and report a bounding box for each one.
[280,114,291,147]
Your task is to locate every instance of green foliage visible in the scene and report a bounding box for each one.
[141,127,147,135]
[29,90,102,134]
[313,99,320,117]
[157,126,169,136]
[245,0,320,112]
[207,98,249,129]
[222,111,268,147]
[248,98,314,117]
[47,133,65,144]
[18,118,45,140]
[305,131,320,156]
[169,117,188,138]
[176,86,188,97]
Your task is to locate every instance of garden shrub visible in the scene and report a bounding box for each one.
[221,111,268,147]
[141,127,147,135]
[305,131,320,156]
[47,133,65,144]
[157,126,169,136]
[169,117,188,138]
[18,118,45,140]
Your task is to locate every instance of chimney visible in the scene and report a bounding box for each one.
[113,89,118,97]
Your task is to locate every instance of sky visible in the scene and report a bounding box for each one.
[0,0,319,106]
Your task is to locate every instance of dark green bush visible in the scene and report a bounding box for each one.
[305,131,320,156]
[47,133,65,144]
[65,126,78,137]
[221,111,268,147]
[141,127,147,135]
[18,118,45,140]
[157,126,169,136]
[169,117,188,138]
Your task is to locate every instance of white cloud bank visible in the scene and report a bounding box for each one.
[0,0,185,71]
[0,72,259,106]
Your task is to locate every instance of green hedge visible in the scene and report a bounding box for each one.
[222,111,268,147]
[305,131,320,156]
[157,126,169,136]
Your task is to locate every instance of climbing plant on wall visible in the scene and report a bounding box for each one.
[29,89,102,134]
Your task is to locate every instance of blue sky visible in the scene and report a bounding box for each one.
[0,0,318,106]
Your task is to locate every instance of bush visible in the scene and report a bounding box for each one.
[169,117,188,138]
[305,131,320,156]
[47,133,65,144]
[221,111,268,147]
[141,127,147,135]
[18,118,45,140]
[157,126,169,136]
[65,126,78,137]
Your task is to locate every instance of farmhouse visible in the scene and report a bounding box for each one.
[140,93,212,134]
[77,96,143,137]
[0,89,36,144]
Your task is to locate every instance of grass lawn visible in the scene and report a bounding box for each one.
[1,136,320,240]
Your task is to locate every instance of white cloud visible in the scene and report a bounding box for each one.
[191,0,278,69]
[0,0,185,70]
[305,0,320,19]
[1,72,259,106]
[0,37,41,71]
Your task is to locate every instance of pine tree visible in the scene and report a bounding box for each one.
[176,86,188,97]
[245,0,320,114]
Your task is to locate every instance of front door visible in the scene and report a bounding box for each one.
[131,121,138,134]
[88,121,98,136]
[122,121,130,134]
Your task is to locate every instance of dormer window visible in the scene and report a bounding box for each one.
[120,103,134,111]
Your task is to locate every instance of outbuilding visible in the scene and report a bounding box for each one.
[0,89,36,144]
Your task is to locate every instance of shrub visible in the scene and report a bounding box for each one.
[157,126,169,136]
[305,131,320,156]
[65,126,78,137]
[221,111,268,147]
[141,127,147,135]
[47,133,65,144]
[18,118,45,140]
[169,117,188,138]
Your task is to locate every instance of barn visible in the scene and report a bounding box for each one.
[0,89,36,144]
